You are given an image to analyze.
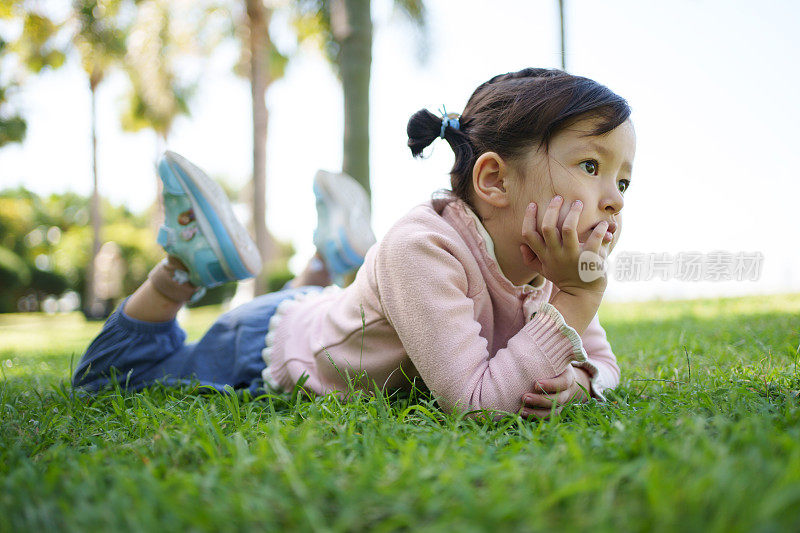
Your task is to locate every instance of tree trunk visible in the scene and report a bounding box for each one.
[85,77,103,316]
[245,0,272,295]
[151,132,166,239]
[559,0,566,70]
[336,0,372,200]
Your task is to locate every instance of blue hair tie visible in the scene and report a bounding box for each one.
[439,106,460,139]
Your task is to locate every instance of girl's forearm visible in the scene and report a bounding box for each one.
[549,290,603,336]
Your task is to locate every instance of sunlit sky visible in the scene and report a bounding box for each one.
[1,0,799,302]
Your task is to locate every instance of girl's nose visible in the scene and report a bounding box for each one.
[602,183,624,214]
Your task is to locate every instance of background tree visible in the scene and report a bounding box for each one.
[0,187,163,313]
[227,0,288,295]
[0,82,27,147]
[119,0,198,242]
[0,1,67,147]
[71,0,128,317]
[0,1,128,315]
[558,0,566,70]
[293,0,426,200]
[120,0,194,156]
[245,0,275,295]
[122,0,291,297]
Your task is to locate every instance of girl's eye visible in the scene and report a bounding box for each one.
[579,160,599,175]
[618,180,630,194]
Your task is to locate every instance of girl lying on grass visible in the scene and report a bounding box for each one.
[73,67,634,419]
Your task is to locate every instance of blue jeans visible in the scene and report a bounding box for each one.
[72,286,322,396]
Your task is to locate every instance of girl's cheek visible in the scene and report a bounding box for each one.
[573,208,590,236]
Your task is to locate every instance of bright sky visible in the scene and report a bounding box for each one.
[1,0,798,302]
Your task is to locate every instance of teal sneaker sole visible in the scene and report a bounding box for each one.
[158,152,261,284]
[312,170,375,279]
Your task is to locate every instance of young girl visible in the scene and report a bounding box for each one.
[74,67,633,419]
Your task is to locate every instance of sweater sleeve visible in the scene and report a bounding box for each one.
[570,312,621,400]
[375,230,585,415]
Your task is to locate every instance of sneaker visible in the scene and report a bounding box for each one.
[156,151,262,290]
[312,170,376,285]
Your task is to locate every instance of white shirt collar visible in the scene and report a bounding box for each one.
[463,204,545,291]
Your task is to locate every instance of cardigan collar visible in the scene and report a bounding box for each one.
[433,190,546,295]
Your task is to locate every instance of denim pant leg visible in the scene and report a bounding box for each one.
[73,286,322,395]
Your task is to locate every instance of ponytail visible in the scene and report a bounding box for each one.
[406,108,476,202]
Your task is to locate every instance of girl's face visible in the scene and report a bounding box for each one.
[481,116,636,286]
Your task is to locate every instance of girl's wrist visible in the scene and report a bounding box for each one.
[550,290,602,336]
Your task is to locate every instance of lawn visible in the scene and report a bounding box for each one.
[1,293,799,532]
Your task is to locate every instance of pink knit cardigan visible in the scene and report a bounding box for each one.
[262,192,620,415]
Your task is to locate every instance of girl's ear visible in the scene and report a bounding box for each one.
[472,152,511,208]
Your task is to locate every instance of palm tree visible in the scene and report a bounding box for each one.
[119,0,195,241]
[72,0,127,317]
[120,0,193,155]
[0,1,126,316]
[232,0,288,295]
[0,80,27,148]
[333,0,372,197]
[558,0,566,70]
[293,0,426,199]
[0,3,67,146]
[122,0,288,297]
[245,0,273,294]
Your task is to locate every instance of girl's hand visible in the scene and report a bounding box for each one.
[520,366,592,419]
[520,196,609,296]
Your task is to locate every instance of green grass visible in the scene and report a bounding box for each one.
[1,294,800,532]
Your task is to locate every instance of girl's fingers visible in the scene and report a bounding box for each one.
[533,368,575,394]
[522,389,573,409]
[557,388,574,405]
[521,203,545,254]
[585,220,608,254]
[540,195,563,249]
[561,199,582,250]
[522,393,555,409]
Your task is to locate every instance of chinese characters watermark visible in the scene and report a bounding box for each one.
[578,251,764,283]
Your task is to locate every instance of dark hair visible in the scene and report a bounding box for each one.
[406,68,631,204]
